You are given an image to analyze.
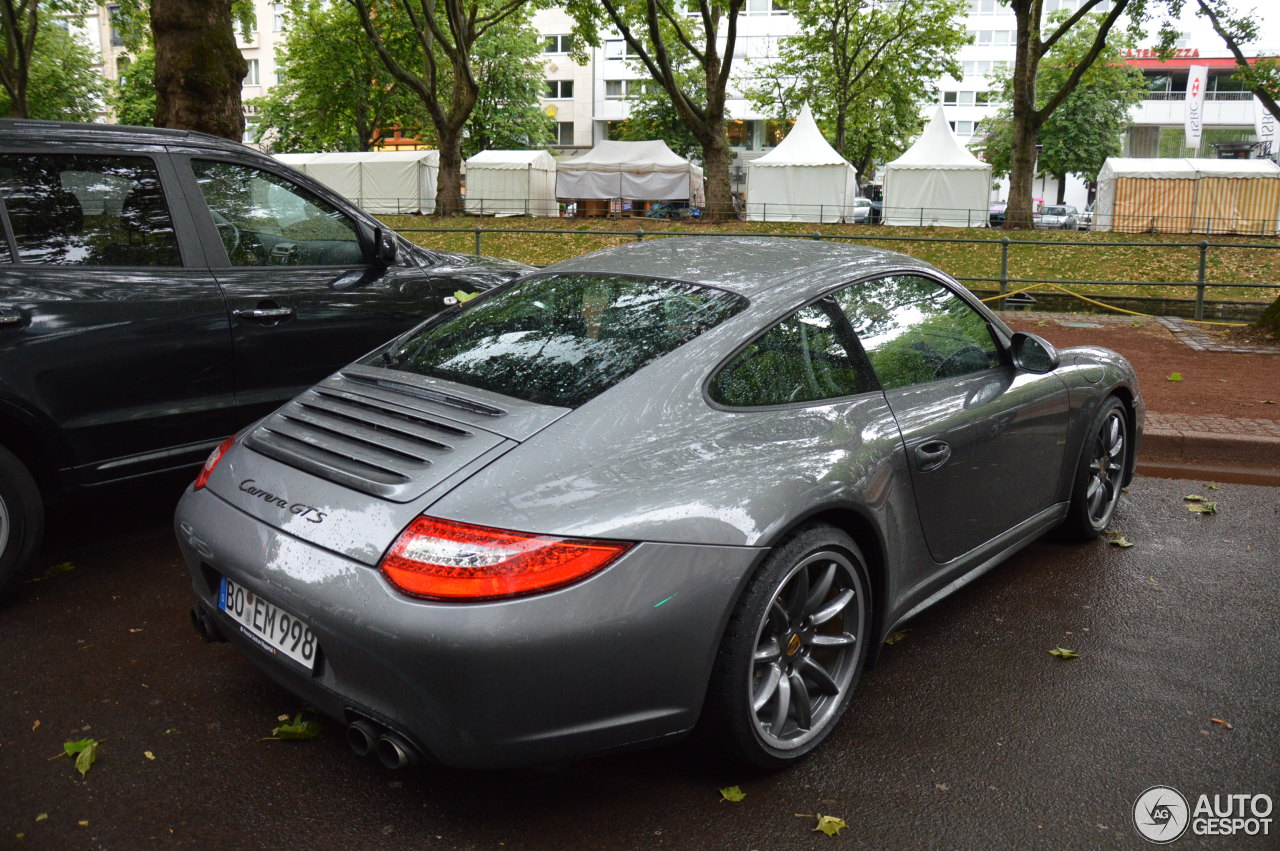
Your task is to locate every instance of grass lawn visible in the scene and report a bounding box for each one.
[378,215,1280,306]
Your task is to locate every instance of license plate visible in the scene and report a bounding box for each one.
[218,577,318,671]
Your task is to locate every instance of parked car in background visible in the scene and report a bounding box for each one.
[1036,204,1080,230]
[178,235,1143,772]
[988,202,1007,227]
[1078,202,1095,231]
[851,197,882,224]
[0,119,529,599]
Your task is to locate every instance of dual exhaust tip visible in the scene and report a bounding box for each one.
[346,718,419,770]
[190,605,420,770]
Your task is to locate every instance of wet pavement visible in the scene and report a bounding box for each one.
[1,476,1276,849]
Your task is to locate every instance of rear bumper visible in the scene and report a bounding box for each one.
[175,486,763,768]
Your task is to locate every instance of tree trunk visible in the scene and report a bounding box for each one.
[435,124,465,216]
[151,0,247,140]
[1256,295,1280,338]
[1056,175,1066,204]
[1005,0,1041,230]
[700,124,733,220]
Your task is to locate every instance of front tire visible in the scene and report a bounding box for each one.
[707,525,870,769]
[1064,397,1129,540]
[0,445,44,601]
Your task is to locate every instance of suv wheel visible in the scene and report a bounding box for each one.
[0,445,43,601]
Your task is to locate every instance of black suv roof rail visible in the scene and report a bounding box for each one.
[0,119,238,149]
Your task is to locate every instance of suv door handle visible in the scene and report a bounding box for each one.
[914,440,952,472]
[233,305,294,322]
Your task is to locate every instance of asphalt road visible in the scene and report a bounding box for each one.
[1,476,1276,849]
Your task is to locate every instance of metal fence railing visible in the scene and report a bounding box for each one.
[393,224,1280,321]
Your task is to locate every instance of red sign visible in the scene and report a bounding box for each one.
[1122,48,1201,58]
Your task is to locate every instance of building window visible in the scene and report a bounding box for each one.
[556,122,574,146]
[726,120,750,148]
[743,0,790,12]
[971,0,1002,13]
[605,79,657,99]
[273,2,286,31]
[974,30,1014,46]
[764,119,790,147]
[543,34,572,53]
[604,39,641,60]
[108,4,125,46]
[975,91,993,106]
[943,91,977,107]
[243,59,259,86]
[545,80,573,99]
[949,120,977,136]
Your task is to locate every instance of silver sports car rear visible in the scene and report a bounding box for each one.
[176,236,1143,770]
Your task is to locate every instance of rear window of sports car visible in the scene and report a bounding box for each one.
[381,273,747,408]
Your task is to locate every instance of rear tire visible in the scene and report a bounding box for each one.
[1063,397,1128,540]
[706,524,870,769]
[0,445,43,602]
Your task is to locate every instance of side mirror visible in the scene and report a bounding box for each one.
[372,226,398,266]
[1010,331,1059,373]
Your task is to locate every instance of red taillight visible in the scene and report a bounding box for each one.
[379,516,632,601]
[193,435,237,491]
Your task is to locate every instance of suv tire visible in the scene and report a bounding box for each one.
[0,445,43,601]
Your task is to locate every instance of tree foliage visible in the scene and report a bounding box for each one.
[109,46,157,126]
[565,0,747,219]
[1,0,93,118]
[347,0,547,216]
[747,0,970,181]
[249,0,428,152]
[978,12,1146,200]
[1,16,106,120]
[462,19,554,156]
[1188,0,1279,125]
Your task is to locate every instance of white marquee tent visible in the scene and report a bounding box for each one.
[744,105,858,223]
[464,150,558,217]
[883,107,991,228]
[272,150,440,214]
[556,140,704,205]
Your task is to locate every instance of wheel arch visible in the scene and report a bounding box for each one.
[0,400,64,498]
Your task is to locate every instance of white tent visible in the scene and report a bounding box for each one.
[272,150,440,214]
[744,106,858,223]
[556,140,705,205]
[883,107,992,228]
[464,150,558,217]
[1094,157,1280,235]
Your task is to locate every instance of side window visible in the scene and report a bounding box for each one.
[833,274,1001,390]
[191,160,362,267]
[710,297,873,407]
[0,154,180,266]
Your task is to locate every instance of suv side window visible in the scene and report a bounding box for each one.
[191,160,363,267]
[833,274,1001,390]
[0,154,180,266]
[710,297,875,407]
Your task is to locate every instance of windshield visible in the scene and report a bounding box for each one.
[380,273,747,408]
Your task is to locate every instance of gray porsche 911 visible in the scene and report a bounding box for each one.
[176,236,1143,771]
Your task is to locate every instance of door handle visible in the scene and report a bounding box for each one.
[234,306,294,321]
[914,440,952,472]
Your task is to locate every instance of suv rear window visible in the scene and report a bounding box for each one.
[382,273,747,408]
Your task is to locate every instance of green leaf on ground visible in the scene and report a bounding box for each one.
[1108,535,1134,548]
[885,629,910,645]
[26,562,76,583]
[719,785,746,802]
[63,738,100,777]
[453,290,479,304]
[1166,372,1183,382]
[265,713,321,741]
[1204,483,1221,490]
[1049,647,1080,659]
[35,814,48,822]
[1186,501,1218,515]
[813,815,847,836]
[1183,494,1204,502]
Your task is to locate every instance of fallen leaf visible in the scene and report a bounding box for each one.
[62,738,100,777]
[1108,535,1134,548]
[26,562,76,583]
[1183,494,1204,502]
[31,720,39,732]
[719,785,746,803]
[77,821,88,827]
[885,629,910,645]
[163,728,178,735]
[1186,502,1218,515]
[35,814,48,823]
[1049,647,1080,659]
[1210,718,1234,730]
[277,714,290,722]
[813,815,847,837]
[453,290,479,304]
[1167,372,1183,382]
[1262,400,1276,405]
[264,713,321,741]
[1204,483,1221,490]
[144,751,155,761]
[128,628,143,633]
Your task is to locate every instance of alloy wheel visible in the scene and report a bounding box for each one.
[1087,408,1127,527]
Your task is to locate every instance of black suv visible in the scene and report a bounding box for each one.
[0,120,529,598]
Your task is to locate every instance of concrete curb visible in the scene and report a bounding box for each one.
[1140,426,1280,486]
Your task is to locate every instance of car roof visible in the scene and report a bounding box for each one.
[541,235,941,299]
[0,119,248,154]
